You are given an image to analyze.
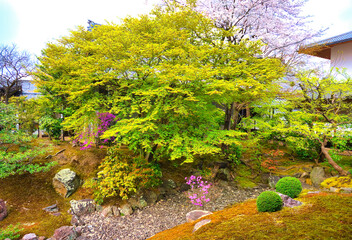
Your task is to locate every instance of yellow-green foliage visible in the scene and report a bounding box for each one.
[321,176,352,189]
[84,147,162,203]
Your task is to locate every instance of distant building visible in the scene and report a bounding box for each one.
[19,78,40,99]
[87,20,101,31]
[299,31,352,75]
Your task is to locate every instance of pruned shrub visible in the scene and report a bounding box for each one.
[275,177,302,198]
[84,147,162,204]
[256,191,283,212]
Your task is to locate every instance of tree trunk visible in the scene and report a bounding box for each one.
[147,144,158,163]
[232,108,239,130]
[4,89,9,104]
[320,142,349,176]
[222,103,234,153]
[246,104,251,133]
[223,103,234,130]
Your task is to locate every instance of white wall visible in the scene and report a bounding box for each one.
[331,41,352,76]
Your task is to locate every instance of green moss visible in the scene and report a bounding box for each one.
[235,177,257,188]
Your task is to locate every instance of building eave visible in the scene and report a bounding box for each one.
[298,30,352,60]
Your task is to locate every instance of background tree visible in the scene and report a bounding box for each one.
[0,44,33,104]
[261,70,352,176]
[0,101,56,178]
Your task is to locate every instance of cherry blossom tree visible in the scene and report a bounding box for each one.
[163,0,324,68]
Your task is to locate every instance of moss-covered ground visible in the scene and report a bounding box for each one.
[1,139,351,239]
[0,138,105,238]
[150,192,352,240]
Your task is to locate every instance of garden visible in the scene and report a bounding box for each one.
[0,1,352,240]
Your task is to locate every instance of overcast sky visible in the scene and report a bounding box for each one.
[1,0,352,57]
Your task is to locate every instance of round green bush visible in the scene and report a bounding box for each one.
[275,177,302,198]
[256,191,283,212]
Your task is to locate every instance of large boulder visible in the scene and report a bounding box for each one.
[70,199,96,217]
[310,167,326,188]
[186,210,212,223]
[52,226,79,240]
[0,199,8,221]
[53,169,80,198]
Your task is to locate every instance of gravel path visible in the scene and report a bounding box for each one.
[77,182,271,240]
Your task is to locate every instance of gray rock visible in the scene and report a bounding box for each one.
[52,226,79,240]
[128,196,148,209]
[101,206,113,217]
[186,210,212,223]
[53,169,80,198]
[217,168,231,181]
[144,191,159,205]
[111,206,120,216]
[308,191,321,194]
[268,175,281,189]
[193,219,211,232]
[293,172,301,178]
[22,233,38,240]
[277,193,303,208]
[119,203,133,216]
[43,204,59,213]
[180,183,191,192]
[0,199,8,221]
[165,179,177,189]
[310,167,326,188]
[300,172,310,178]
[70,199,96,217]
[260,173,270,184]
[303,166,313,172]
[340,187,352,193]
[95,205,103,212]
[330,187,339,192]
[71,215,83,227]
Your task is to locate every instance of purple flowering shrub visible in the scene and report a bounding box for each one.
[73,112,117,150]
[185,175,211,207]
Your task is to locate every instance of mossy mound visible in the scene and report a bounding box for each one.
[275,177,302,198]
[320,176,352,189]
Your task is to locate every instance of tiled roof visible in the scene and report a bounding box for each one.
[305,30,352,48]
